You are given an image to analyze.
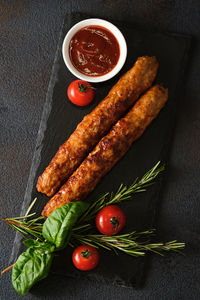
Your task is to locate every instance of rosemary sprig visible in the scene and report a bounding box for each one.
[77,161,164,225]
[3,218,44,240]
[3,199,44,240]
[71,231,185,257]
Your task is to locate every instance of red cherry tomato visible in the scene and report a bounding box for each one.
[67,80,94,106]
[72,245,99,271]
[96,205,126,235]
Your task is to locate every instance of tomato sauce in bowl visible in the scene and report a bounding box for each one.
[69,25,120,77]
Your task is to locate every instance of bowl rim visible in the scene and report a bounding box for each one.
[62,18,127,83]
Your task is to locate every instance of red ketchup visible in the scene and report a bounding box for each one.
[69,25,120,77]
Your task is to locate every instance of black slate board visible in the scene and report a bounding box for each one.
[9,13,191,288]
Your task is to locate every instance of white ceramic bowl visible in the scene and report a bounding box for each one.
[62,18,127,83]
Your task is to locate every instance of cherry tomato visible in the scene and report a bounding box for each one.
[67,80,94,106]
[72,245,99,271]
[96,205,126,235]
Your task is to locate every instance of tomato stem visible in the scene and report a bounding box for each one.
[81,249,96,259]
[78,83,88,93]
[110,217,119,232]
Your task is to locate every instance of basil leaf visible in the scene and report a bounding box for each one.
[23,239,39,248]
[42,201,89,250]
[23,239,55,254]
[12,247,53,295]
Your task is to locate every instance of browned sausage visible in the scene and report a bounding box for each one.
[42,84,168,217]
[36,56,158,196]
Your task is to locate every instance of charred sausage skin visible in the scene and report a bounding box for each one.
[42,84,168,217]
[37,56,158,196]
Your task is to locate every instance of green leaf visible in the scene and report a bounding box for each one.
[42,201,89,250]
[23,239,41,248]
[12,247,53,295]
[23,239,55,254]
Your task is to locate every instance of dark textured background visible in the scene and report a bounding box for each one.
[1,1,200,299]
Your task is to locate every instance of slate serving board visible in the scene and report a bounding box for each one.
[9,13,191,288]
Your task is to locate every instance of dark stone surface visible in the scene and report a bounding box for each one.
[1,1,200,299]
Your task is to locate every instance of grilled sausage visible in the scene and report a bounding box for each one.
[42,84,168,217]
[37,56,158,196]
